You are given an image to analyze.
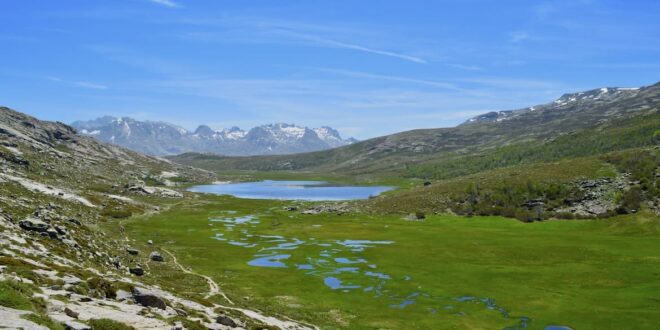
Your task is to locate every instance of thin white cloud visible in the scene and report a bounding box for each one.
[267,29,426,64]
[446,63,483,71]
[314,68,460,90]
[46,76,108,90]
[171,17,425,64]
[509,31,530,43]
[147,0,180,8]
[321,39,426,64]
[75,81,108,90]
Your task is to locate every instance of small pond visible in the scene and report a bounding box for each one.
[188,180,393,201]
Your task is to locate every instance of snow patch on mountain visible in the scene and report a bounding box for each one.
[71,117,356,156]
[463,85,642,125]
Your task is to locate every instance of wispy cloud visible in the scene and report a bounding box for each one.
[314,68,460,90]
[446,63,483,71]
[75,81,108,90]
[47,76,108,90]
[509,30,530,43]
[315,37,426,64]
[173,17,426,64]
[147,0,180,8]
[85,45,190,75]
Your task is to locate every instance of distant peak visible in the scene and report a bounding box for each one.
[194,125,214,137]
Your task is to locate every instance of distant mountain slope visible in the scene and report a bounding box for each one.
[169,82,660,177]
[70,117,356,156]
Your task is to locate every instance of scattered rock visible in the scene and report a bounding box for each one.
[132,287,167,310]
[405,212,426,221]
[18,217,49,232]
[302,203,351,215]
[284,206,298,211]
[64,307,79,319]
[126,247,139,255]
[46,227,59,239]
[129,266,145,276]
[67,218,82,226]
[147,240,153,245]
[150,251,164,262]
[216,315,237,327]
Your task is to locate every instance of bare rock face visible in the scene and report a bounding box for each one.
[0,306,49,330]
[132,287,168,310]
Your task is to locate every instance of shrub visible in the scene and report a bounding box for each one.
[617,186,643,214]
[87,277,118,299]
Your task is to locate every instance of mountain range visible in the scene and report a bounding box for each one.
[171,83,659,176]
[70,117,356,156]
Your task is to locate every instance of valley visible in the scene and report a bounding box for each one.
[1,80,658,329]
[3,2,659,329]
[118,193,660,329]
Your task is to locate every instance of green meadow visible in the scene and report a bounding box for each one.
[121,194,660,329]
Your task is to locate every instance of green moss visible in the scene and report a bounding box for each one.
[22,313,66,330]
[88,318,135,330]
[0,280,35,310]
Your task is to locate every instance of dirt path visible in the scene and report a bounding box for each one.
[162,248,320,330]
[161,248,233,304]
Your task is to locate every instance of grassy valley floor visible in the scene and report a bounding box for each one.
[118,194,660,329]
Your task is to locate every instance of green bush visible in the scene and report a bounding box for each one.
[617,186,643,214]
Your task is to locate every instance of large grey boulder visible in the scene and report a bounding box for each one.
[216,315,237,327]
[19,217,50,232]
[132,287,167,310]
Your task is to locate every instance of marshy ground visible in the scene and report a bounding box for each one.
[118,193,660,329]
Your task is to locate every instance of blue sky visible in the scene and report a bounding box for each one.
[1,0,659,139]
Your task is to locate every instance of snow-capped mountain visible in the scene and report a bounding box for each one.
[70,117,356,156]
[463,86,642,125]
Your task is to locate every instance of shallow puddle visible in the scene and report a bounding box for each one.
[248,254,291,268]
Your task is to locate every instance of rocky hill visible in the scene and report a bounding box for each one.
[71,117,356,156]
[0,107,314,329]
